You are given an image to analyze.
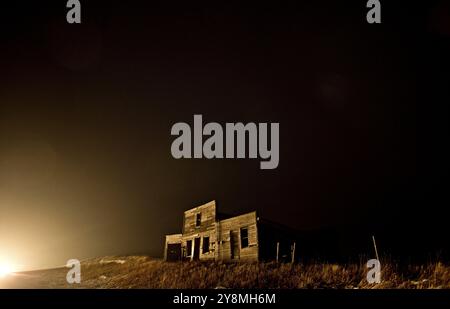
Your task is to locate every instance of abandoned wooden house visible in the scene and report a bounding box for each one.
[164,200,302,262]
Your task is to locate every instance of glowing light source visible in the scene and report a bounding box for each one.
[0,262,14,277]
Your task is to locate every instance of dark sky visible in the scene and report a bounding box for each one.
[0,1,449,270]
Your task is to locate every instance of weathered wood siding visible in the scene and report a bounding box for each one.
[183,200,216,235]
[181,229,217,261]
[180,201,218,260]
[217,211,258,261]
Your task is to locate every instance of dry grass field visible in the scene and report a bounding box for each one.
[1,256,449,289]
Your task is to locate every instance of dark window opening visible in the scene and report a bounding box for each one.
[186,240,192,256]
[240,227,249,248]
[202,236,210,253]
[196,213,201,227]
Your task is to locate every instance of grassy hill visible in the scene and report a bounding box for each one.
[2,256,449,289]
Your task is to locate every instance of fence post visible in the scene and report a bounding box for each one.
[291,242,296,264]
[372,235,380,261]
[276,242,280,263]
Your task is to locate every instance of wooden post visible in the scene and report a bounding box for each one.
[291,242,296,264]
[372,235,380,261]
[276,242,280,263]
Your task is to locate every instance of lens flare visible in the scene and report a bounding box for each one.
[0,262,14,277]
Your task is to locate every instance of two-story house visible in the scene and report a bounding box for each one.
[164,200,300,262]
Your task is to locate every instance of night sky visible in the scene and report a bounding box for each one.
[1,1,449,270]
